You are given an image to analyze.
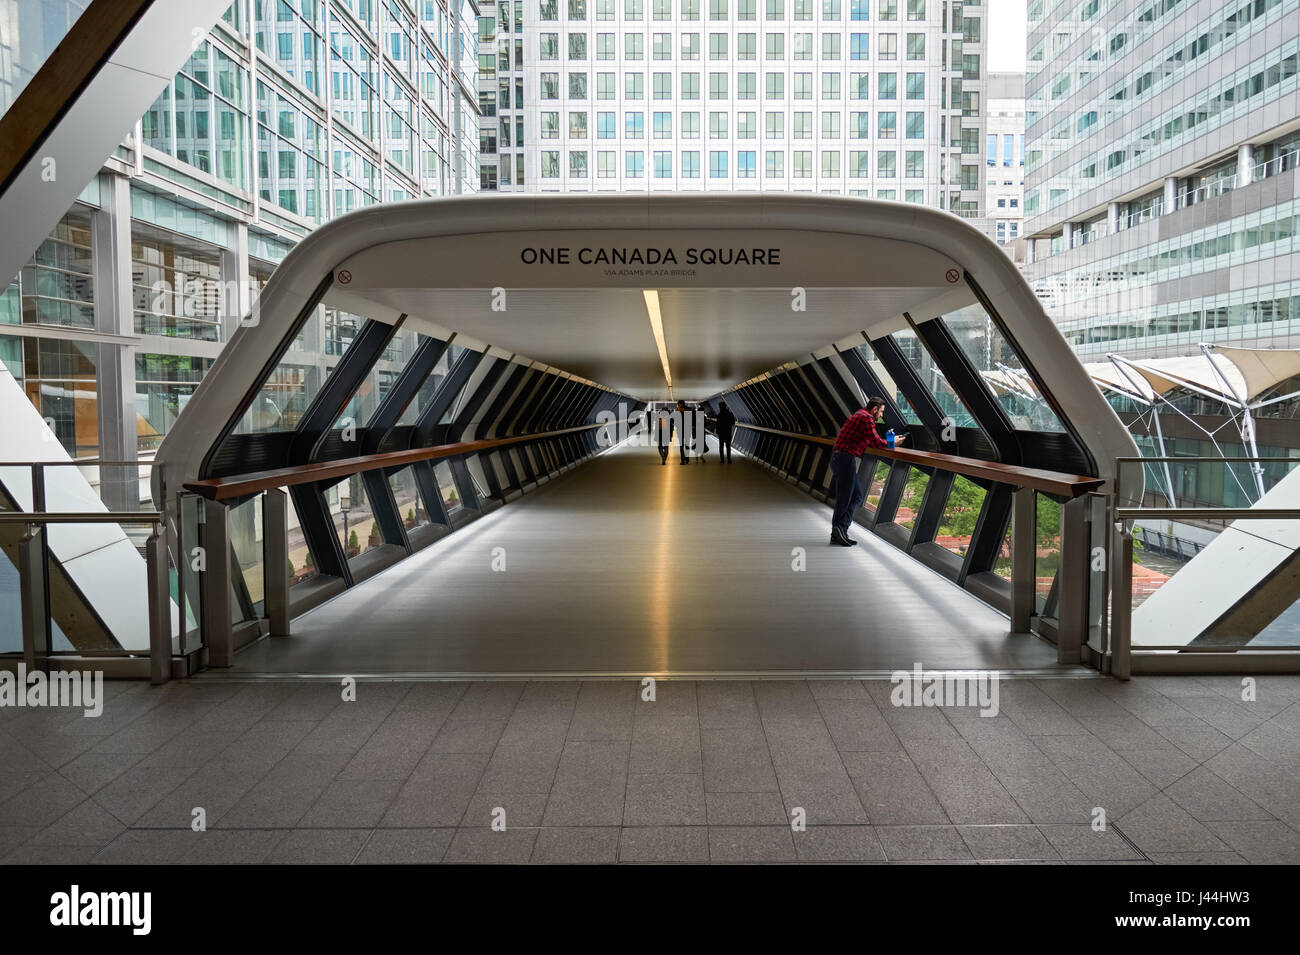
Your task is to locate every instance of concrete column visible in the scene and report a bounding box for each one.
[1062,221,1074,249]
[1107,201,1120,234]
[220,220,250,340]
[1163,176,1178,212]
[1237,143,1254,187]
[92,171,137,494]
[1025,238,1035,264]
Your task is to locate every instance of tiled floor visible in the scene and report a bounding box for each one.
[3,675,1300,864]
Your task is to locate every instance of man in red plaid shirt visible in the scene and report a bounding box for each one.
[829,397,904,546]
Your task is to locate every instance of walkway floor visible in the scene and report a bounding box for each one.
[3,675,1299,864]
[227,442,1060,675]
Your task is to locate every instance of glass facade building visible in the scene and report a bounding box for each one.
[1,0,480,461]
[479,0,989,207]
[1022,0,1300,360]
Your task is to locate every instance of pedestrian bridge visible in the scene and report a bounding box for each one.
[15,192,1298,681]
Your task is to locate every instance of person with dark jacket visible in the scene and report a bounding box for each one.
[715,401,736,462]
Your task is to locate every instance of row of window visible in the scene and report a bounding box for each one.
[538,147,927,177]
[537,0,925,22]
[537,30,925,60]
[538,108,928,138]
[537,69,931,99]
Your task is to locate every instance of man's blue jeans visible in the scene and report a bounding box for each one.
[829,450,865,534]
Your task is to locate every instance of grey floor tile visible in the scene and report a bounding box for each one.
[92,765,195,826]
[266,828,372,864]
[27,799,125,848]
[91,829,194,865]
[957,825,1060,861]
[1037,824,1144,861]
[841,751,948,825]
[817,699,901,753]
[180,828,286,864]
[3,844,100,865]
[567,682,637,740]
[1147,851,1249,865]
[1203,820,1300,864]
[461,793,550,828]
[619,826,709,863]
[0,773,89,828]
[877,825,972,862]
[793,825,886,862]
[709,826,796,862]
[381,753,489,827]
[623,773,706,826]
[354,828,454,864]
[427,719,509,755]
[1115,794,1232,855]
[696,682,761,730]
[1163,767,1275,823]
[297,778,403,828]
[705,791,789,826]
[701,727,777,793]
[531,826,620,864]
[444,827,538,864]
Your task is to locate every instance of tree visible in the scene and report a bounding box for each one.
[937,476,985,539]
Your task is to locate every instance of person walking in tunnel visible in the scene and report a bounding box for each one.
[715,400,736,462]
[674,399,692,464]
[829,396,904,546]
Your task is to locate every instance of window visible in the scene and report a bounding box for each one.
[849,149,868,175]
[654,111,672,137]
[540,72,559,98]
[905,111,922,138]
[765,150,784,175]
[850,34,868,59]
[597,33,616,58]
[765,111,784,136]
[821,111,840,137]
[709,111,728,138]
[709,72,728,98]
[794,111,812,138]
[682,111,700,136]
[597,111,616,137]
[766,0,783,16]
[682,33,700,58]
[906,33,924,60]
[878,72,896,99]
[879,33,896,59]
[850,111,869,137]
[738,72,757,98]
[821,150,839,176]
[570,151,588,176]
[823,0,841,17]
[654,72,672,98]
[626,0,644,16]
[766,72,784,98]
[851,0,868,18]
[793,72,812,98]
[626,34,644,58]
[793,150,812,176]
[905,149,922,176]
[540,0,559,19]
[569,73,588,98]
[877,111,895,137]
[878,149,895,176]
[598,151,617,176]
[541,150,560,177]
[626,111,645,137]
[823,33,840,59]
[682,150,700,176]
[822,73,840,98]
[626,151,644,176]
[905,0,923,20]
[541,111,560,137]
[879,0,896,17]
[738,150,756,177]
[654,0,672,16]
[766,33,784,59]
[794,33,813,59]
[654,150,672,176]
[569,111,588,137]
[709,149,728,177]
[626,72,644,98]
[540,34,558,58]
[682,72,700,98]
[738,33,757,59]
[597,73,615,98]
[709,0,728,17]
[653,33,672,58]
[710,32,728,58]
[906,72,923,99]
[850,72,869,99]
[1003,134,1013,166]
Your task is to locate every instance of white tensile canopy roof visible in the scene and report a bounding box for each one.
[1086,346,1300,407]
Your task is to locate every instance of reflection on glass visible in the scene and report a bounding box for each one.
[891,328,977,427]
[228,494,265,620]
[327,474,380,561]
[388,466,431,530]
[896,467,929,530]
[854,343,921,423]
[398,343,465,425]
[936,475,987,556]
[1035,493,1062,615]
[865,460,889,511]
[434,461,462,513]
[993,509,1014,580]
[938,303,1067,432]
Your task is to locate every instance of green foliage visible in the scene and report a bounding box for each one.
[348,529,359,549]
[305,552,315,569]
[369,521,379,538]
[287,559,294,577]
[936,476,986,539]
[406,509,415,522]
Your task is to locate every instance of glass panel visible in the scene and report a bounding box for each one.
[135,354,213,453]
[388,465,432,530]
[896,466,929,530]
[325,474,380,562]
[1035,493,1062,616]
[234,308,369,433]
[864,459,889,511]
[854,342,921,423]
[228,494,265,620]
[434,460,463,514]
[890,328,978,427]
[0,0,92,119]
[397,342,465,426]
[333,328,420,430]
[937,303,1068,432]
[936,474,987,557]
[286,488,317,587]
[993,509,1013,580]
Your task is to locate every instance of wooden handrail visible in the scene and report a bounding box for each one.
[735,423,1104,498]
[183,423,612,501]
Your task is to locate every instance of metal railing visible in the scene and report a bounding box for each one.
[1110,456,1300,678]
